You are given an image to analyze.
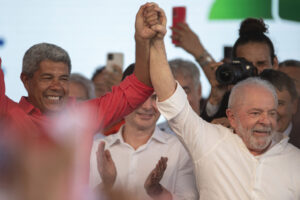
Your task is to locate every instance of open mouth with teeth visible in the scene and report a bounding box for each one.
[45,95,63,104]
[137,112,155,119]
[252,129,271,136]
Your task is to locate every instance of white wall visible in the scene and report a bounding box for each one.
[1,0,299,103]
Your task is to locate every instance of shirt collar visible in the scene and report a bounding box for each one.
[19,96,42,115]
[282,122,293,136]
[106,125,168,147]
[18,96,77,115]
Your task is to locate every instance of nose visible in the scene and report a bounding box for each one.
[258,112,271,126]
[49,79,63,90]
[141,98,153,110]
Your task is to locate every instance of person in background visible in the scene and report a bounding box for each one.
[278,59,300,148]
[172,18,279,125]
[158,59,202,134]
[260,69,298,139]
[69,73,95,101]
[90,91,198,200]
[91,65,122,97]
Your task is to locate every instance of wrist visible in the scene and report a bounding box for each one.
[134,34,150,44]
[151,39,165,48]
[195,50,214,67]
[146,184,163,197]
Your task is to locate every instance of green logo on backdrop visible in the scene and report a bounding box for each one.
[209,0,300,22]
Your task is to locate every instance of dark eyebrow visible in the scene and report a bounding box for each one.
[60,74,69,78]
[256,60,267,65]
[40,73,53,77]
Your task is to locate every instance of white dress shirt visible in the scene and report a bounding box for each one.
[157,83,300,200]
[90,126,198,200]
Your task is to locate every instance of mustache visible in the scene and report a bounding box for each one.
[251,127,272,134]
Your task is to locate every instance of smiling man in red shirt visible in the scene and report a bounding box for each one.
[0,4,158,146]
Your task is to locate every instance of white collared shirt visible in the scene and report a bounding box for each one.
[90,126,198,200]
[157,83,300,200]
[283,122,293,136]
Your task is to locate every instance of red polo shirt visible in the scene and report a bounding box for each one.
[0,59,153,142]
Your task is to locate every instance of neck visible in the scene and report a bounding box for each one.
[122,125,155,150]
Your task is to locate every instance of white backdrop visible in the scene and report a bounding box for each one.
[1,0,300,102]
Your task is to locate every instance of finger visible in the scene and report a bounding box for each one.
[171,27,184,37]
[144,9,158,18]
[97,141,106,157]
[151,24,167,35]
[144,14,158,24]
[209,61,223,71]
[138,4,147,17]
[146,18,159,26]
[176,22,189,31]
[154,7,167,26]
[145,2,158,8]
[104,149,112,161]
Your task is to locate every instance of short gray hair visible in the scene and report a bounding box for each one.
[22,43,71,77]
[70,73,95,99]
[169,58,200,87]
[228,77,278,109]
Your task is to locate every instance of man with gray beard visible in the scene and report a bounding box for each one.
[147,5,300,199]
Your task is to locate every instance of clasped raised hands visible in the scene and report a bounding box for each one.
[135,3,167,41]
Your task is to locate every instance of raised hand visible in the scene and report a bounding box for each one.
[144,157,168,197]
[96,141,116,190]
[135,3,159,41]
[147,6,167,41]
[171,23,204,58]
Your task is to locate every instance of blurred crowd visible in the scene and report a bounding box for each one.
[1,3,300,200]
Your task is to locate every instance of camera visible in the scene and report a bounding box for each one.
[215,58,258,85]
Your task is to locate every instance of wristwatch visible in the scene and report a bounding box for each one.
[196,50,213,67]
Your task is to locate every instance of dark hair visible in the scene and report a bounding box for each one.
[122,63,135,81]
[91,66,105,81]
[260,69,298,100]
[279,59,300,68]
[232,18,275,64]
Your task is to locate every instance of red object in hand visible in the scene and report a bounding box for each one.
[172,6,186,45]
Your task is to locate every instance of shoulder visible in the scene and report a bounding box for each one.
[157,121,174,135]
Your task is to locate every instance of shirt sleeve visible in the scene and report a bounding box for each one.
[173,144,199,200]
[157,82,228,162]
[84,74,153,133]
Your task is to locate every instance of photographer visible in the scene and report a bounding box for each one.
[173,18,279,123]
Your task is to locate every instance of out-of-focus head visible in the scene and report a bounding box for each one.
[123,64,160,130]
[279,59,300,96]
[69,73,95,101]
[125,93,160,131]
[91,65,122,97]
[226,77,278,155]
[91,66,107,97]
[233,18,278,73]
[21,43,71,114]
[169,59,202,115]
[260,69,298,133]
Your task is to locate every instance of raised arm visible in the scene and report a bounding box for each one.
[134,3,159,87]
[149,7,176,101]
[171,23,229,115]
